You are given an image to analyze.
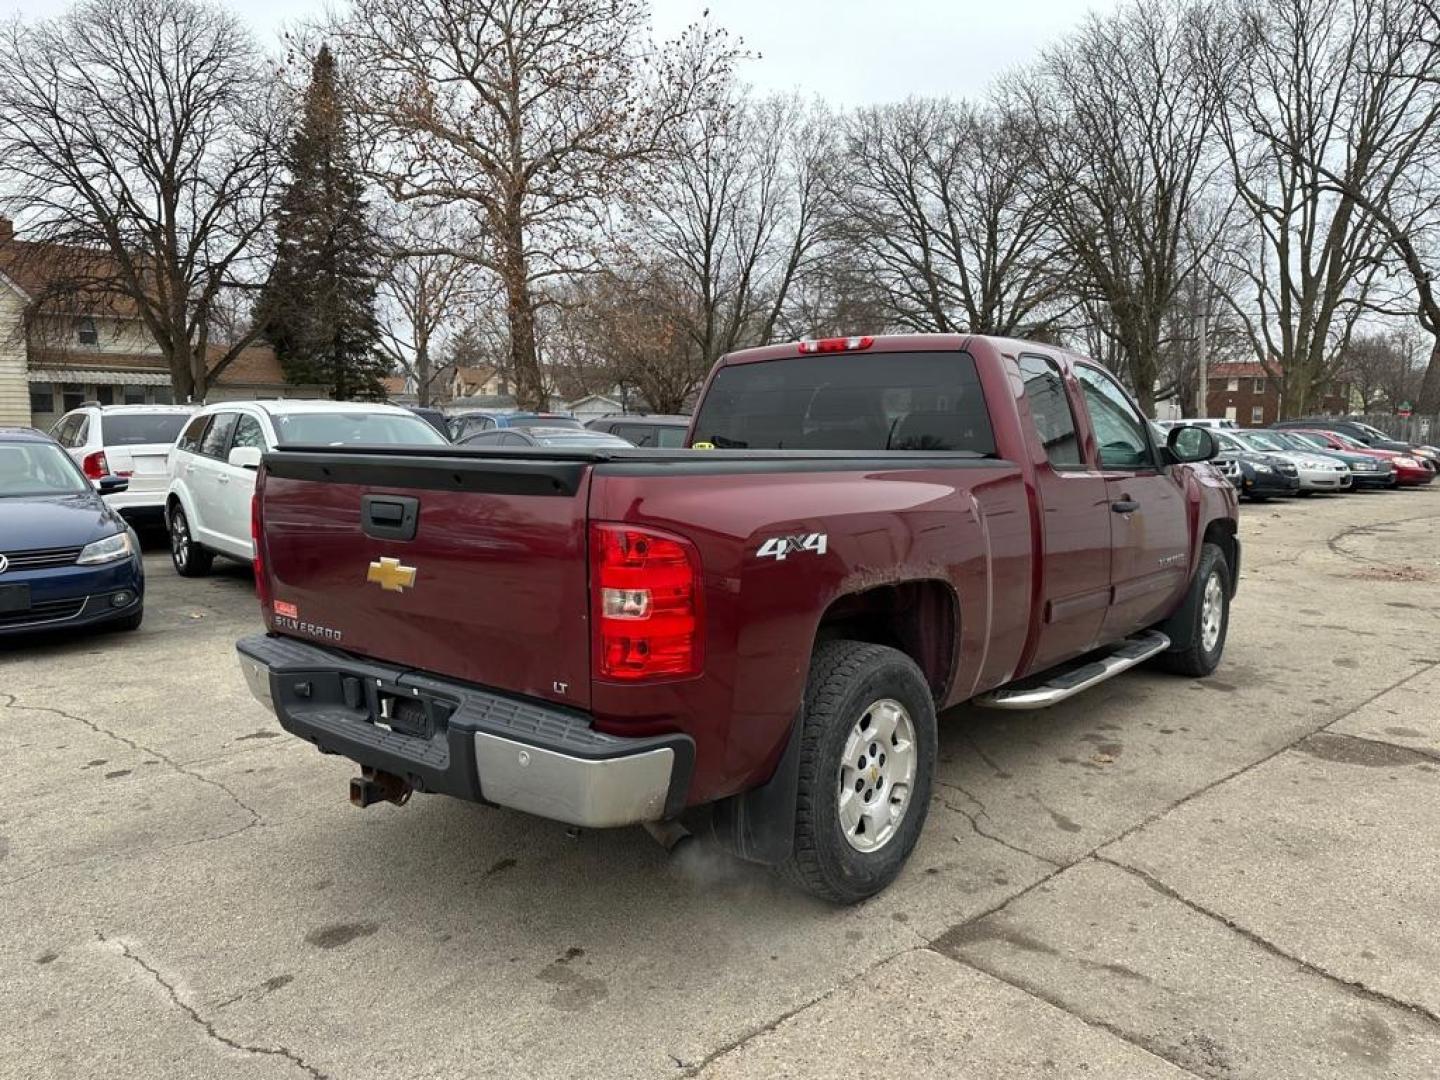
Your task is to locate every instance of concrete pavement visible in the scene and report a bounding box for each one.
[3,486,1438,1079]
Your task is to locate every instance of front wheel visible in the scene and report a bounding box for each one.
[783,640,937,905]
[1157,542,1231,677]
[168,504,213,577]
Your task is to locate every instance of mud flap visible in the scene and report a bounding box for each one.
[706,715,803,866]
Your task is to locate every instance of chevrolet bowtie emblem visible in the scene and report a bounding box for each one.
[367,557,417,593]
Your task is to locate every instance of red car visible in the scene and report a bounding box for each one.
[1291,429,1435,486]
[237,334,1239,902]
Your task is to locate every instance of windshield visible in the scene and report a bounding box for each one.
[1328,431,1367,450]
[272,411,448,446]
[692,351,996,453]
[101,413,190,447]
[0,442,91,497]
[1289,433,1329,451]
[508,415,582,430]
[1237,432,1288,452]
[1211,431,1245,452]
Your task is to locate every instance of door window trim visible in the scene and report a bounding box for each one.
[1074,363,1161,473]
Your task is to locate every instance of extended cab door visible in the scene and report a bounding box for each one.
[1075,365,1189,637]
[1017,353,1113,672]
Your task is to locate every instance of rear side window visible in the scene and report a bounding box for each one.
[178,414,210,453]
[100,413,190,447]
[198,413,238,458]
[1018,355,1081,466]
[692,352,996,454]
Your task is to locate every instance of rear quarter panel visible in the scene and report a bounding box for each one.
[588,459,1032,803]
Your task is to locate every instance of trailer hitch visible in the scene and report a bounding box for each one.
[349,767,413,808]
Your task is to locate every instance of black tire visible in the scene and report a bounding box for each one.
[1246,493,1269,502]
[782,640,937,905]
[1157,542,1231,677]
[168,504,213,577]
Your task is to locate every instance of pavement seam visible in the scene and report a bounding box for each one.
[0,691,263,826]
[934,950,1208,1079]
[673,944,926,1075]
[1094,854,1440,1029]
[98,932,333,1080]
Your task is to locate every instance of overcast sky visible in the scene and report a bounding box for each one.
[4,0,1119,104]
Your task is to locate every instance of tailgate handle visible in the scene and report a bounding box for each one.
[361,495,419,541]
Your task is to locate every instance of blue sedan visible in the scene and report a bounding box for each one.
[0,428,144,637]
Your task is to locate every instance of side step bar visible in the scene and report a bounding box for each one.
[974,630,1171,710]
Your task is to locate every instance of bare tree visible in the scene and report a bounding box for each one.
[375,208,488,406]
[838,97,1063,337]
[629,90,836,372]
[336,0,739,409]
[0,0,281,400]
[1207,0,1411,416]
[1016,0,1227,414]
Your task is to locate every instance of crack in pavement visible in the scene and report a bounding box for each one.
[1,692,263,826]
[673,945,925,1076]
[934,783,1060,867]
[99,933,331,1079]
[1095,854,1440,1029]
[1324,510,1440,567]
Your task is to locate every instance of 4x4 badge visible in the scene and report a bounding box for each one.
[367,557,417,593]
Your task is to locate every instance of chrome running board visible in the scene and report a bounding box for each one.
[974,630,1171,710]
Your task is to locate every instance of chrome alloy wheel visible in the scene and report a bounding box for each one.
[170,509,189,569]
[1200,571,1224,653]
[837,698,917,853]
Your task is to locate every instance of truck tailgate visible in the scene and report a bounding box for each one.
[259,451,593,710]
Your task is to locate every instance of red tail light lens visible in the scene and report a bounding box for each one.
[591,523,702,680]
[251,492,271,610]
[81,450,110,479]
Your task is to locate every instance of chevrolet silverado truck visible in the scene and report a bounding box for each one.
[236,334,1239,903]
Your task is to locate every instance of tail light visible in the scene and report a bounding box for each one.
[251,491,271,610]
[590,523,703,680]
[798,336,874,354]
[81,450,111,479]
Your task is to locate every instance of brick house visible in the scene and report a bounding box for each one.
[1205,362,1352,425]
[0,216,323,431]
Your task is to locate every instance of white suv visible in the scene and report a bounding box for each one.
[164,400,447,576]
[49,404,196,524]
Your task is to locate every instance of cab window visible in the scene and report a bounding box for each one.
[1018,355,1081,467]
[197,413,238,459]
[178,414,210,453]
[1076,366,1153,469]
[231,414,267,451]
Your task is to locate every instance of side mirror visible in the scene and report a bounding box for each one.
[97,475,129,494]
[1167,425,1217,464]
[228,446,263,470]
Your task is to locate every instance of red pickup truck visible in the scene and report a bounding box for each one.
[237,334,1238,903]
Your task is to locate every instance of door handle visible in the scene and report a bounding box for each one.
[216,474,230,484]
[1111,499,1139,514]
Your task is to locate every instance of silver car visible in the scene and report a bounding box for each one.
[1232,430,1351,492]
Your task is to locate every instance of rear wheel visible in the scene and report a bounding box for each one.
[1158,543,1230,677]
[783,640,936,905]
[168,504,213,577]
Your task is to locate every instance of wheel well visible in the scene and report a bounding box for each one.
[814,580,957,702]
[1202,519,1238,590]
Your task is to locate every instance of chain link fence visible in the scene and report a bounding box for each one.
[1354,413,1439,444]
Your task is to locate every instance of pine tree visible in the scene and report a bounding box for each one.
[258,45,383,399]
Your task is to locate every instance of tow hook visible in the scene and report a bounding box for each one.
[643,820,692,853]
[349,767,413,808]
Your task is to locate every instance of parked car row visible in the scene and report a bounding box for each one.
[1158,416,1439,502]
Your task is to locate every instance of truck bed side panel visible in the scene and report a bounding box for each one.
[588,459,1032,804]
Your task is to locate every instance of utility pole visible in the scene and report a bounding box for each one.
[1195,289,1210,418]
